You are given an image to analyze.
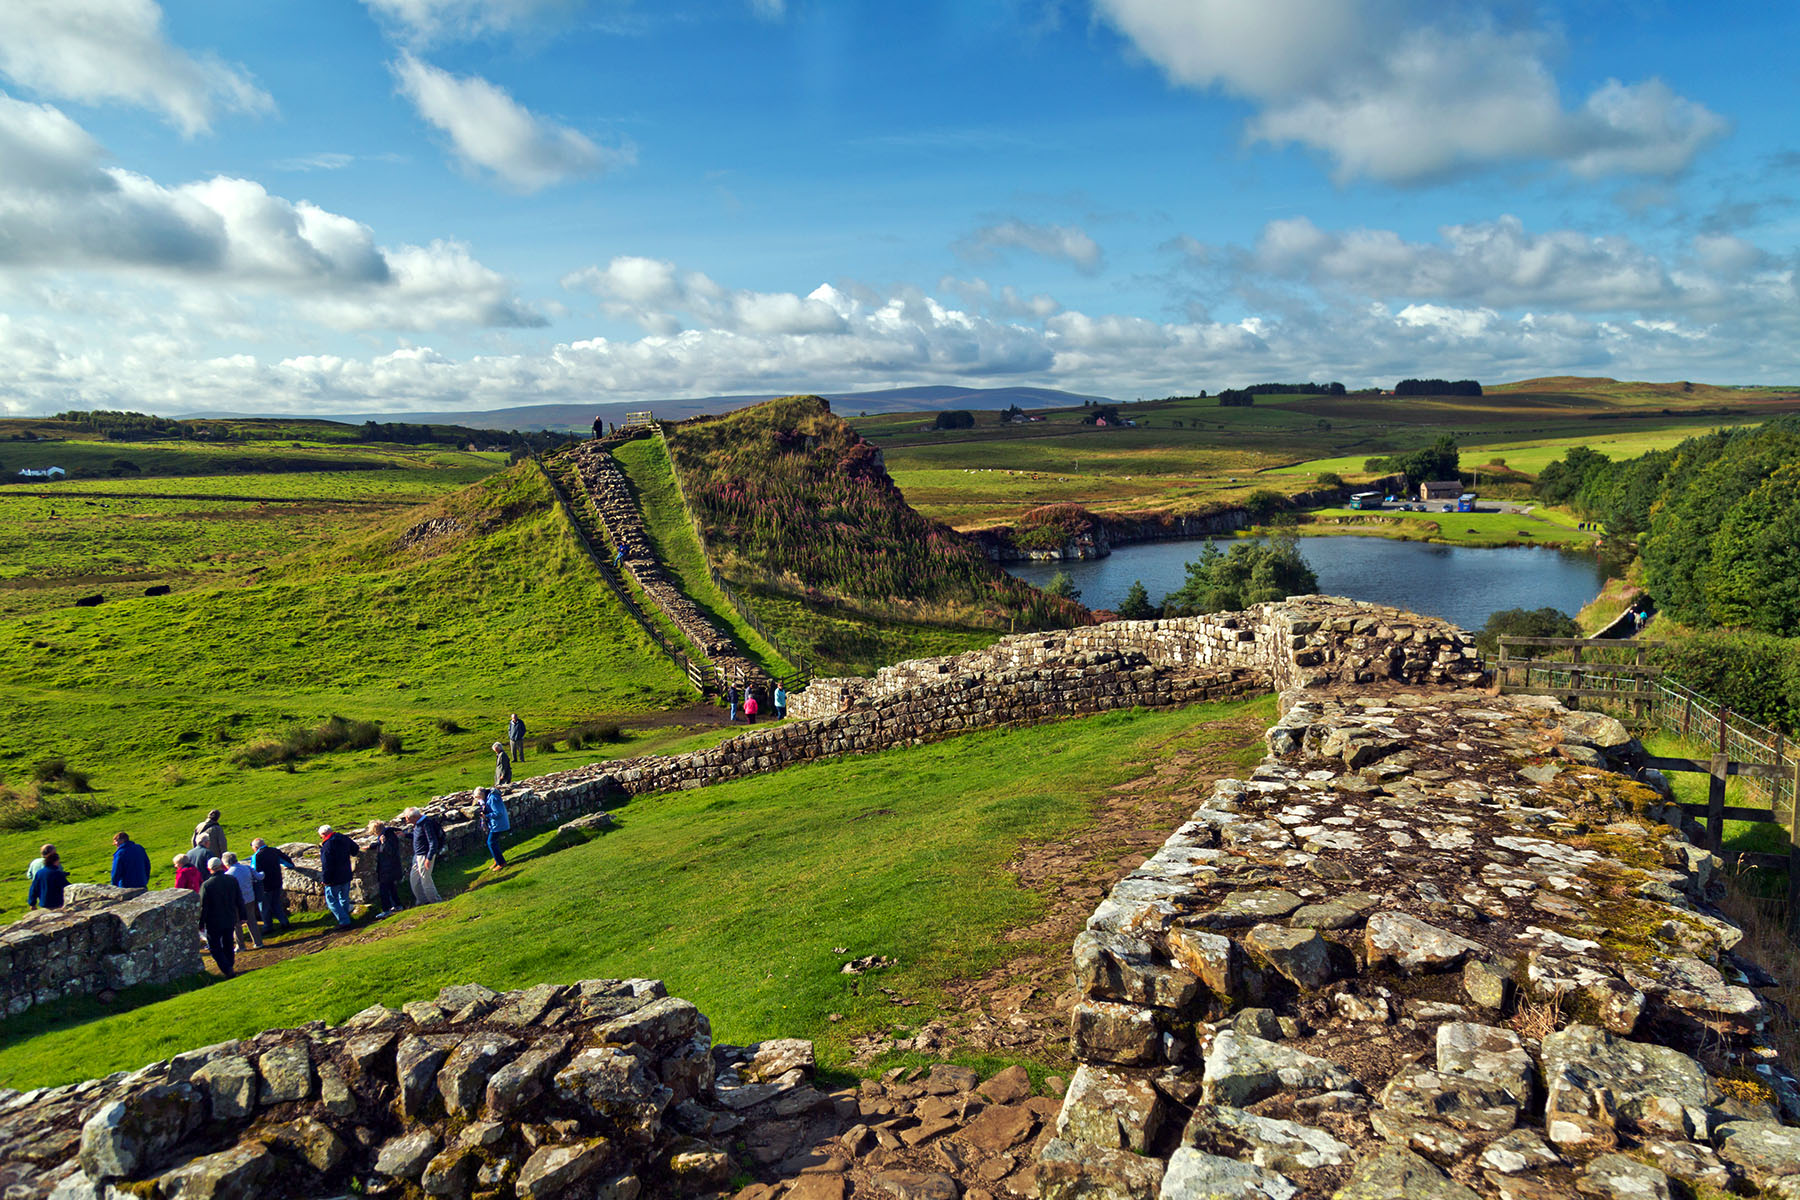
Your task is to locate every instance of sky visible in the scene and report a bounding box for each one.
[0,0,1796,416]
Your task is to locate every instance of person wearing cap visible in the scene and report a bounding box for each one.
[193,809,226,858]
[198,858,245,978]
[366,819,407,918]
[492,742,512,788]
[317,825,360,929]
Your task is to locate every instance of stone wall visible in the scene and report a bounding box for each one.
[0,977,824,1199]
[0,888,199,1020]
[1040,686,1800,1200]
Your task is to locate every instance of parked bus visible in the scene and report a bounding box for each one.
[1348,491,1384,510]
[1457,493,1477,512]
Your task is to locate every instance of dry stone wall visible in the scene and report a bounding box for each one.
[0,888,199,1019]
[1042,686,1800,1200]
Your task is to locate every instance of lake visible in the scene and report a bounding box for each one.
[1005,535,1610,631]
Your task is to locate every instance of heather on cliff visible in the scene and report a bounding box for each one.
[664,396,1086,629]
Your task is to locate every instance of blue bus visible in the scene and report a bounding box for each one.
[1348,491,1383,510]
[1457,493,1477,512]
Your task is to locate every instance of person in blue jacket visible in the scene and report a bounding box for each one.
[110,831,152,889]
[479,787,511,870]
[27,850,68,910]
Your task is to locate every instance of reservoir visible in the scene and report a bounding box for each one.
[1005,535,1610,632]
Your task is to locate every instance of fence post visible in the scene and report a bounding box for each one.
[1632,645,1648,724]
[1707,755,1727,862]
[1683,694,1693,737]
[1790,758,1800,937]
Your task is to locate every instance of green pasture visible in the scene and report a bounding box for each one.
[742,588,1000,676]
[0,465,697,918]
[1282,507,1600,549]
[1274,425,1751,481]
[0,696,1275,1088]
[1,434,503,482]
[1640,733,1792,861]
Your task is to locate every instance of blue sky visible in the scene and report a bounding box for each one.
[0,0,1795,415]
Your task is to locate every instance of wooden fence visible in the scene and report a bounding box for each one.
[1497,635,1798,932]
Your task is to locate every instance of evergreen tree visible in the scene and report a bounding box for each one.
[1044,570,1081,602]
[1117,580,1156,619]
[1163,532,1317,615]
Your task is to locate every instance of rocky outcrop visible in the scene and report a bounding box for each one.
[0,888,199,1020]
[1042,687,1799,1199]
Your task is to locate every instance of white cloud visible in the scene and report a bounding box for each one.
[563,256,847,336]
[391,53,627,191]
[955,220,1104,273]
[0,92,542,330]
[1093,0,1727,183]
[0,0,269,136]
[362,0,579,45]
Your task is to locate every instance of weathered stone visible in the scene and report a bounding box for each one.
[438,1032,521,1116]
[553,1044,672,1139]
[1288,900,1363,930]
[742,1037,815,1082]
[1477,1129,1560,1174]
[1540,1025,1717,1139]
[1364,913,1484,972]
[316,1061,356,1117]
[872,1169,960,1200]
[393,1034,454,1118]
[78,1083,206,1178]
[1557,712,1633,752]
[1333,1148,1480,1200]
[1201,1032,1355,1107]
[517,1139,611,1200]
[593,995,705,1051]
[1184,1105,1352,1173]
[961,1104,1037,1153]
[265,1116,350,1174]
[977,1065,1032,1105]
[1071,999,1161,1066]
[1435,1023,1535,1106]
[1462,959,1514,1010]
[1202,890,1304,927]
[1056,1064,1167,1153]
[1168,927,1262,1003]
[421,1145,478,1196]
[1715,1121,1800,1188]
[154,1141,276,1200]
[1244,924,1336,990]
[1075,930,1200,1009]
[1159,1147,1295,1200]
[1368,1110,1475,1165]
[1576,1153,1672,1200]
[1036,1137,1165,1200]
[1378,1065,1520,1133]
[1636,1140,1729,1190]
[192,1056,257,1121]
[486,1035,571,1117]
[255,1042,313,1105]
[925,1064,980,1095]
[374,1128,441,1179]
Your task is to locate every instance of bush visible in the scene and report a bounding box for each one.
[233,715,386,767]
[435,718,464,734]
[536,736,561,753]
[1315,472,1345,490]
[1163,532,1318,615]
[1652,630,1800,735]
[1474,607,1578,655]
[378,732,403,755]
[1116,580,1157,620]
[0,784,115,831]
[1242,489,1287,522]
[31,758,92,793]
[569,722,624,749]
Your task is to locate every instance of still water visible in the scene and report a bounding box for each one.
[1006,535,1609,631]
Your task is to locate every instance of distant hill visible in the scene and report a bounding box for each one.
[182,385,1116,434]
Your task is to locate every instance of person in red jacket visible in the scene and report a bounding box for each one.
[173,854,202,893]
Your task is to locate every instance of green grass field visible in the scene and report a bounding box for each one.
[0,696,1275,1088]
[1640,732,1793,860]
[0,463,696,918]
[1279,507,1600,549]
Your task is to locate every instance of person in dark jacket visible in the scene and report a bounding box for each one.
[366,820,408,917]
[198,859,245,978]
[492,742,512,787]
[27,850,68,910]
[508,713,526,763]
[317,825,360,928]
[249,838,298,934]
[110,832,151,889]
[404,807,445,904]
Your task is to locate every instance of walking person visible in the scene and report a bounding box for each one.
[404,807,445,905]
[508,713,527,764]
[726,684,737,723]
[478,787,511,871]
[26,849,67,910]
[110,831,152,889]
[366,820,407,917]
[773,682,787,721]
[184,838,210,872]
[173,854,202,893]
[317,825,360,929]
[193,810,226,859]
[492,742,512,787]
[250,838,297,934]
[743,687,759,724]
[198,859,245,978]
[27,843,55,886]
[220,852,263,949]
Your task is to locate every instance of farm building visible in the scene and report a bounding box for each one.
[1419,479,1462,502]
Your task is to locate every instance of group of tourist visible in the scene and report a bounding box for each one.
[725,681,787,724]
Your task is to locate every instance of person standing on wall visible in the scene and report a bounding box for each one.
[26,849,67,910]
[367,820,407,917]
[508,712,527,764]
[250,838,297,934]
[492,742,512,788]
[479,787,511,871]
[317,825,360,929]
[198,859,245,978]
[404,807,446,904]
[110,832,152,889]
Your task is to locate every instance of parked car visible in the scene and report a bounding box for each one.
[1440,504,1454,512]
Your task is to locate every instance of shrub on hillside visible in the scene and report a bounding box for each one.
[31,758,92,793]
[569,722,624,749]
[1651,629,1800,736]
[0,784,114,832]
[233,715,385,768]
[1474,607,1578,655]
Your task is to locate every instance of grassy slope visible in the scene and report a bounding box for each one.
[610,437,793,677]
[1640,732,1792,859]
[0,696,1276,1087]
[0,464,693,917]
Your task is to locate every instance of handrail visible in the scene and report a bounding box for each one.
[651,423,813,686]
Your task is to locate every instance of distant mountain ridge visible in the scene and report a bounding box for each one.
[182,385,1116,433]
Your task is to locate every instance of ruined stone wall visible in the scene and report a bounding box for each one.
[0,888,199,1020]
[0,977,826,1200]
[1041,686,1800,1200]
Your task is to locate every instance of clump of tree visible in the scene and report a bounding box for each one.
[1315,472,1345,490]
[1651,630,1800,736]
[1474,607,1578,655]
[1162,532,1318,615]
[1080,405,1123,425]
[1364,434,1460,487]
[1216,389,1255,407]
[53,410,189,440]
[1044,571,1081,602]
[1394,379,1482,396]
[931,410,975,430]
[1116,580,1157,619]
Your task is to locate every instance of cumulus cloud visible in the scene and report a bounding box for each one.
[362,0,579,45]
[562,256,848,336]
[1093,0,1727,183]
[391,53,626,191]
[0,0,269,136]
[955,220,1104,273]
[0,92,542,330]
